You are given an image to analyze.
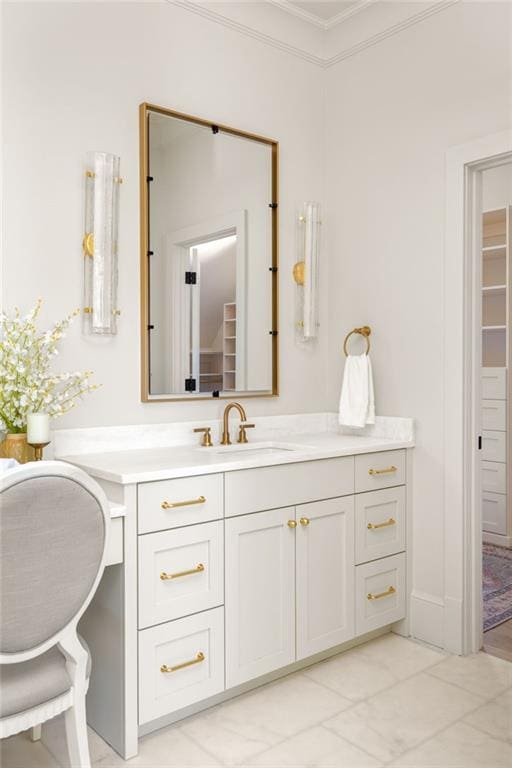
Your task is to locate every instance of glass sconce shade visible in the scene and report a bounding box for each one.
[294,202,320,340]
[83,152,121,334]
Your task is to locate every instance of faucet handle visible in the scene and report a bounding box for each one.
[194,427,213,447]
[237,423,255,444]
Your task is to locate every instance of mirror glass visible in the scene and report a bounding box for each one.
[141,106,278,400]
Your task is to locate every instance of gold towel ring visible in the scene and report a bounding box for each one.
[343,326,371,356]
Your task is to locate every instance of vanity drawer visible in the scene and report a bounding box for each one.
[482,461,507,494]
[482,430,506,463]
[138,607,224,725]
[355,450,406,493]
[482,400,506,431]
[355,487,406,565]
[138,521,223,629]
[225,457,354,517]
[355,552,406,636]
[482,368,506,400]
[138,474,223,534]
[482,492,507,535]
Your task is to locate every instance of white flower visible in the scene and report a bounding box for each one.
[0,301,97,432]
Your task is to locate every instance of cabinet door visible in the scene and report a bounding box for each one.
[482,491,507,534]
[225,507,295,688]
[296,497,355,660]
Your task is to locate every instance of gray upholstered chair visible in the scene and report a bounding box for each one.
[0,460,110,768]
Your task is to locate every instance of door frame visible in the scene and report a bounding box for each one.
[444,129,512,655]
[166,210,247,394]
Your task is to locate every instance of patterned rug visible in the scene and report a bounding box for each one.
[483,543,512,631]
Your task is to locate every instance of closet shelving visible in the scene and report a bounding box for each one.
[481,206,511,547]
[223,303,237,391]
[199,350,223,393]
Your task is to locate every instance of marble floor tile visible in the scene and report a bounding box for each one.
[180,674,353,765]
[246,725,381,767]
[426,650,512,699]
[323,671,484,762]
[303,647,397,702]
[303,634,444,702]
[0,732,59,768]
[94,727,221,768]
[354,633,446,679]
[4,637,507,768]
[389,721,512,767]
[463,687,512,742]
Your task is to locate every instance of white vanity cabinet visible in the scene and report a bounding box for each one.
[77,444,411,760]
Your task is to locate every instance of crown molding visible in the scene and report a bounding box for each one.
[268,1,378,30]
[170,1,325,65]
[326,0,378,29]
[170,0,461,69]
[268,0,326,28]
[325,0,461,67]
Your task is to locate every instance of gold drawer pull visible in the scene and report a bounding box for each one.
[161,495,206,510]
[367,517,396,530]
[367,586,396,601]
[299,517,310,526]
[287,520,297,528]
[160,652,205,673]
[160,563,205,580]
[368,466,397,476]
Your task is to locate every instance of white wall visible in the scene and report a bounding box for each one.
[1,0,327,428]
[482,163,512,210]
[325,0,512,645]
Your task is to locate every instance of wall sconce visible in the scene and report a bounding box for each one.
[83,152,122,335]
[293,201,320,340]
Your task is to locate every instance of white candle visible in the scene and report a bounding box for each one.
[27,412,50,444]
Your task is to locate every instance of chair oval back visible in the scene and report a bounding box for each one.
[0,462,107,655]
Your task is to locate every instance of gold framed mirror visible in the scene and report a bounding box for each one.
[139,103,279,402]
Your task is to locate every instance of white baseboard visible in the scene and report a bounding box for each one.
[410,590,445,649]
[443,595,464,654]
[483,531,512,548]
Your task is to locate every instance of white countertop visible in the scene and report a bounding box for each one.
[63,431,414,485]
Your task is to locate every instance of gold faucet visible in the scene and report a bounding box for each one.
[221,402,254,445]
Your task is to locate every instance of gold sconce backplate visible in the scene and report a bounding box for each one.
[293,261,305,286]
[83,232,94,257]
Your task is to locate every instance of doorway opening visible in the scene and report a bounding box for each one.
[479,163,512,662]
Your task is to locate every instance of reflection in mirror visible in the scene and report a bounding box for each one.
[141,105,278,400]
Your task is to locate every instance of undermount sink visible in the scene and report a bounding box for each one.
[209,441,312,457]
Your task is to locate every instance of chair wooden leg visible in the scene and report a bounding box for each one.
[30,725,42,742]
[64,698,91,768]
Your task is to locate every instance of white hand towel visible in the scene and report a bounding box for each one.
[338,354,375,428]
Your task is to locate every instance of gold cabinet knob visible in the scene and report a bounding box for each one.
[299,517,310,526]
[287,520,297,528]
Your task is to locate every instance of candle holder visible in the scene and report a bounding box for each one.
[28,442,50,461]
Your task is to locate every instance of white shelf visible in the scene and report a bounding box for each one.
[223,302,237,391]
[482,285,506,294]
[482,325,506,331]
[482,245,506,253]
